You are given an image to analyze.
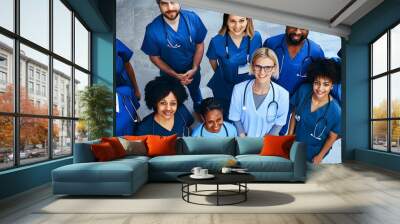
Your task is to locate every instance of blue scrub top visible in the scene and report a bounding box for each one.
[191,121,238,137]
[290,84,341,162]
[141,10,207,74]
[229,80,290,137]
[134,105,194,137]
[116,39,134,87]
[263,34,325,95]
[206,32,262,100]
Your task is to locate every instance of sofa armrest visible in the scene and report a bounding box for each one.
[289,141,307,181]
[73,140,100,163]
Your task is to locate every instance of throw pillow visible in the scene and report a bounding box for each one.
[101,137,126,158]
[146,134,177,157]
[124,135,148,142]
[91,142,117,161]
[118,137,147,156]
[259,135,296,159]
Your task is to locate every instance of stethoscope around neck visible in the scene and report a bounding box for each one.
[224,34,250,63]
[273,37,313,78]
[121,95,141,123]
[162,13,193,49]
[242,80,279,123]
[294,91,330,140]
[152,110,190,137]
[200,123,228,137]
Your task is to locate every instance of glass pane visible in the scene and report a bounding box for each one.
[74,18,89,70]
[0,0,14,31]
[20,0,49,49]
[372,121,388,151]
[53,0,72,60]
[392,120,400,153]
[74,69,89,118]
[20,44,49,115]
[0,116,13,170]
[75,120,88,143]
[53,119,72,158]
[372,77,387,119]
[372,33,387,76]
[53,59,72,117]
[0,35,14,113]
[20,117,49,165]
[391,24,400,70]
[391,72,400,118]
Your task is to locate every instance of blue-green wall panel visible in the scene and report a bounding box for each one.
[345,0,400,171]
[355,149,400,172]
[0,158,72,199]
[92,33,114,87]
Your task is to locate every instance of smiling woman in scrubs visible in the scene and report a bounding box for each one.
[229,48,289,137]
[191,97,237,137]
[206,14,262,119]
[135,76,194,137]
[288,58,341,164]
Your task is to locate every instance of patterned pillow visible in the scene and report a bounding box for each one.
[118,137,147,156]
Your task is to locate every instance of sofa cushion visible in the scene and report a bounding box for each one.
[236,155,293,172]
[148,154,235,172]
[178,137,236,155]
[235,137,263,155]
[52,158,147,183]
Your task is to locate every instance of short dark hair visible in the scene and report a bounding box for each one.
[144,76,188,111]
[307,58,341,84]
[199,97,223,117]
[155,0,160,4]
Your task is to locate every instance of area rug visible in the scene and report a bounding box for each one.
[37,183,361,214]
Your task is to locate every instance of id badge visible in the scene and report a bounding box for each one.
[238,63,250,75]
[116,93,120,113]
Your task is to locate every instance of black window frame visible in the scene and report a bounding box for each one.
[0,0,92,171]
[370,20,400,154]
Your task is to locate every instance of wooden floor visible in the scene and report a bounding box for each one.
[1,162,400,224]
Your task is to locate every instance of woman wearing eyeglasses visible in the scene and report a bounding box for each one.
[229,48,289,137]
[206,14,262,119]
[288,58,341,164]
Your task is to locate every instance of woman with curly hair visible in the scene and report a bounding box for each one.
[134,76,194,136]
[288,58,341,165]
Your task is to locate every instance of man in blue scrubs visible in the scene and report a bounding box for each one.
[141,0,207,112]
[116,39,141,136]
[263,26,325,134]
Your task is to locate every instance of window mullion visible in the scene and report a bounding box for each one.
[387,30,391,152]
[48,0,54,160]
[14,0,20,167]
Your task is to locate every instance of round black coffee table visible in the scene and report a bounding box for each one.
[177,173,255,206]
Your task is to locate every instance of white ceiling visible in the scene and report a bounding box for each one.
[181,0,384,38]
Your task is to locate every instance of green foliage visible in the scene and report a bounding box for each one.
[79,84,113,140]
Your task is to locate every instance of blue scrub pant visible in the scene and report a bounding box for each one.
[186,70,202,112]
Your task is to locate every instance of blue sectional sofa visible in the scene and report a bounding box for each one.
[52,137,306,196]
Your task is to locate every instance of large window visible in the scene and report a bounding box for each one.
[370,23,400,154]
[0,0,91,171]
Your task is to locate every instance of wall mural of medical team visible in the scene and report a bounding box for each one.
[116,0,342,164]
